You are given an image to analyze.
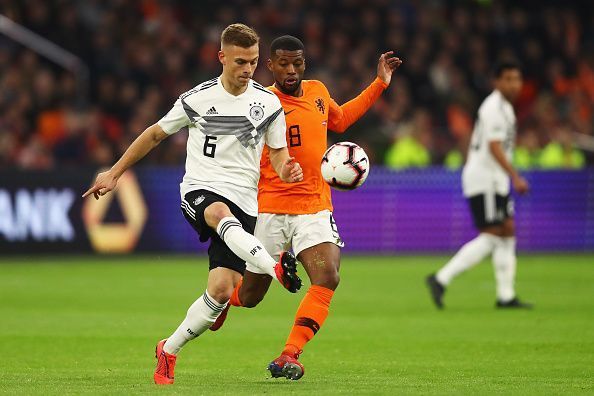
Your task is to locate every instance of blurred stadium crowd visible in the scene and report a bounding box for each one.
[0,0,592,170]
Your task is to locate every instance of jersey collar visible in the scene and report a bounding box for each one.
[218,76,252,99]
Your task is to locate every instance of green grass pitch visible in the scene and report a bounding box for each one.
[0,254,593,395]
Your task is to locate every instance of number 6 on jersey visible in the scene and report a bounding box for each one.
[203,135,217,158]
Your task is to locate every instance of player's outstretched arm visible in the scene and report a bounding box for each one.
[328,51,402,133]
[82,123,169,200]
[489,141,529,194]
[269,147,303,183]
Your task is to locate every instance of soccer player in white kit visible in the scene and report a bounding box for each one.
[82,24,304,384]
[426,62,532,309]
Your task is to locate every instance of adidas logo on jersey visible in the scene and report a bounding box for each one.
[206,106,218,115]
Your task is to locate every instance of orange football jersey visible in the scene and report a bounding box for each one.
[258,78,387,214]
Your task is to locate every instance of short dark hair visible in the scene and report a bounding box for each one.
[221,23,259,48]
[494,61,522,78]
[270,35,305,56]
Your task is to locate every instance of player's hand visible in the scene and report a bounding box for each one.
[377,51,403,85]
[82,170,119,200]
[512,175,529,195]
[281,157,303,183]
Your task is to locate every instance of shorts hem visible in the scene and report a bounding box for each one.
[294,239,344,257]
[209,260,245,275]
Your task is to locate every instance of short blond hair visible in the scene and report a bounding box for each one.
[221,23,259,48]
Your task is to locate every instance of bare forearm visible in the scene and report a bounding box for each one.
[269,147,290,179]
[489,141,518,178]
[111,124,168,177]
[269,146,303,183]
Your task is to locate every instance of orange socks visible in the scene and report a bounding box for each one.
[283,285,334,357]
[229,278,243,307]
[231,281,335,357]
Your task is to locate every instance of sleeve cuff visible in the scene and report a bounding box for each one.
[373,77,389,89]
[157,120,177,135]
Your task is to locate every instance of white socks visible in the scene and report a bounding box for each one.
[493,237,517,302]
[436,234,518,302]
[436,233,499,286]
[163,291,226,355]
[216,216,277,278]
[161,216,280,355]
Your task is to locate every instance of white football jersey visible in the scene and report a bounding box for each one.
[158,77,287,216]
[462,90,516,197]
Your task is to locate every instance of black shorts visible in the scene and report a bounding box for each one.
[467,193,514,229]
[180,189,256,274]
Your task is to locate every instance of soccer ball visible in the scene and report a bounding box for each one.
[321,142,370,190]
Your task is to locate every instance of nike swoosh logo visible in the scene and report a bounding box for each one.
[284,109,295,116]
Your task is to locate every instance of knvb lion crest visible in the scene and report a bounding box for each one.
[315,98,325,114]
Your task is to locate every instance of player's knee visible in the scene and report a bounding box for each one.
[503,219,515,237]
[204,202,232,228]
[314,268,340,290]
[207,283,234,304]
[480,225,503,237]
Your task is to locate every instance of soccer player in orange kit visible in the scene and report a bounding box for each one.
[210,35,402,380]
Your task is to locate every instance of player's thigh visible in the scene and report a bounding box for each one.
[501,217,515,237]
[293,210,343,289]
[468,193,506,236]
[297,242,341,289]
[181,190,235,241]
[203,201,233,229]
[292,210,344,257]
[207,267,242,303]
[207,235,251,276]
[181,190,256,278]
[255,213,290,262]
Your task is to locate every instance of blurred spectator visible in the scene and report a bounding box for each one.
[514,128,541,169]
[0,0,592,169]
[539,126,586,169]
[444,149,463,170]
[385,109,432,169]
